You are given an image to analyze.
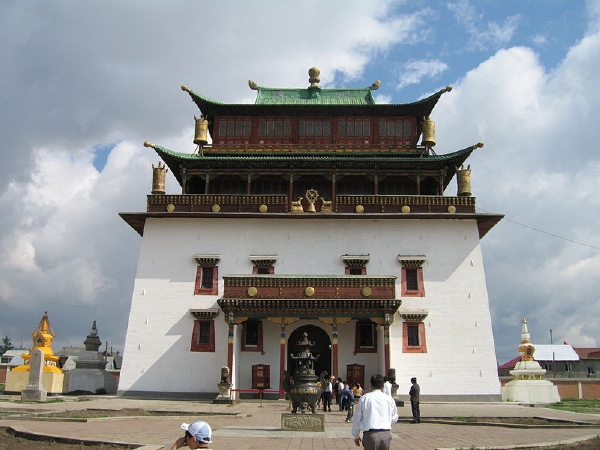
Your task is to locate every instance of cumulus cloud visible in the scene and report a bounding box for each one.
[0,1,598,366]
[434,25,600,360]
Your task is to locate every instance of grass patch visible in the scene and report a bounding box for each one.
[547,398,600,414]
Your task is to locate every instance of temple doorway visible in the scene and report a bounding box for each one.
[287,325,331,378]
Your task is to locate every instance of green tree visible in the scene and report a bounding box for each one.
[0,335,14,355]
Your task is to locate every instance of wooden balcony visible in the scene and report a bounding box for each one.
[147,194,476,214]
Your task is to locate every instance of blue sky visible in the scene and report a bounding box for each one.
[0,0,598,369]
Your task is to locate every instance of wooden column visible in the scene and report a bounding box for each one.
[204,173,210,194]
[227,319,235,376]
[331,173,337,211]
[332,321,339,379]
[279,321,287,399]
[181,168,187,194]
[384,323,390,375]
[288,174,294,211]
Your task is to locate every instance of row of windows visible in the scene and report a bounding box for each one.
[194,264,425,297]
[215,117,415,146]
[190,319,427,354]
[218,118,413,138]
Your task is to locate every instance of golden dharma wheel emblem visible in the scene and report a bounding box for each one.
[401,205,410,213]
[247,286,258,297]
[259,204,268,213]
[212,204,221,212]
[305,286,315,297]
[361,287,372,297]
[166,203,175,212]
[355,205,364,213]
[447,205,456,213]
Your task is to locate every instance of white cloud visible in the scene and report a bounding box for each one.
[435,26,600,359]
[396,59,449,90]
[447,0,520,51]
[0,0,598,366]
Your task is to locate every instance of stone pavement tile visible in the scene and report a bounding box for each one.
[1,397,600,449]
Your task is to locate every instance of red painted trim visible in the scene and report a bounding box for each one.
[402,322,427,353]
[384,326,390,374]
[190,320,215,352]
[194,265,219,295]
[227,323,234,371]
[401,267,425,297]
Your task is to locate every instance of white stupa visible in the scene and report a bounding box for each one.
[501,317,560,404]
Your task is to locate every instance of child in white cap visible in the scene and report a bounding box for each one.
[168,420,212,449]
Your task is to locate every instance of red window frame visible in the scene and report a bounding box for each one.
[194,265,219,295]
[402,322,427,353]
[401,266,425,297]
[190,320,215,352]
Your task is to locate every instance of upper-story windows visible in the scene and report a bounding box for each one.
[337,118,371,145]
[258,118,292,145]
[213,116,417,147]
[217,117,252,145]
[377,118,414,147]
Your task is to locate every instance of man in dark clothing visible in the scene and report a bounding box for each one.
[409,377,420,423]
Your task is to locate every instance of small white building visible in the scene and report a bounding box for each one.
[118,68,503,401]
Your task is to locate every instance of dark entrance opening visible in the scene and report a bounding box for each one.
[287,325,331,378]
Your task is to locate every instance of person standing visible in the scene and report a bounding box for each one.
[382,377,392,397]
[409,377,421,424]
[336,377,345,410]
[322,376,333,412]
[168,420,212,449]
[344,383,356,422]
[351,374,398,450]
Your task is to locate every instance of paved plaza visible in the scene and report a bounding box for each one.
[1,396,600,450]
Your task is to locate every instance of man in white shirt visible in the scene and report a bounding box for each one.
[382,377,393,397]
[351,374,398,450]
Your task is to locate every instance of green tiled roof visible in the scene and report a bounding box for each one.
[145,142,478,189]
[254,86,376,105]
[180,86,451,119]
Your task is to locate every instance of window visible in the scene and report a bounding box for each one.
[217,118,252,145]
[194,266,219,295]
[402,321,427,353]
[249,255,277,274]
[341,254,369,275]
[354,321,377,353]
[588,366,595,376]
[241,320,263,352]
[377,118,414,147]
[193,255,221,295]
[398,256,426,297]
[190,320,215,352]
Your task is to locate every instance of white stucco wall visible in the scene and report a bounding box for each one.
[118,217,500,399]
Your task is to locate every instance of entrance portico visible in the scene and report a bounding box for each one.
[217,274,401,398]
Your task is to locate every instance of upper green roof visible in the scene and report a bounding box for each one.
[254,86,376,105]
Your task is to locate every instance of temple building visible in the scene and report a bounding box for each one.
[118,68,503,400]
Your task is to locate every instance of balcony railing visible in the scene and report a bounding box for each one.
[147,194,476,214]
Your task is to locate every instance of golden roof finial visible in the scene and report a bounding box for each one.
[308,67,320,87]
